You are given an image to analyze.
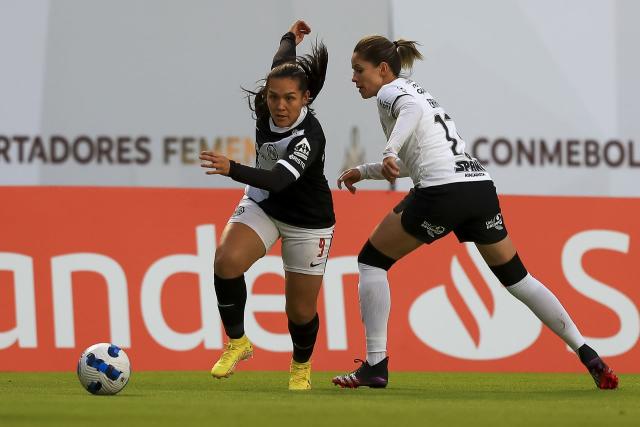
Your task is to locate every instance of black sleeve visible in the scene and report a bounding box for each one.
[271,32,296,69]
[278,135,322,178]
[228,161,296,193]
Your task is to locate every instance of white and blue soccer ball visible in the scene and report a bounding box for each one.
[77,343,131,395]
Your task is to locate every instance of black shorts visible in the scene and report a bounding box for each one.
[393,180,508,245]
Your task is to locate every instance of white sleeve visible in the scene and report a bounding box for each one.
[356,163,384,180]
[377,84,410,117]
[356,159,410,180]
[382,95,423,158]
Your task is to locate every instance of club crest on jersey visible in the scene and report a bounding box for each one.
[421,221,445,237]
[266,144,278,160]
[293,139,311,161]
[486,213,504,231]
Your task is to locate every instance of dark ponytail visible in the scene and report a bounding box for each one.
[354,35,422,76]
[296,40,328,105]
[244,40,328,121]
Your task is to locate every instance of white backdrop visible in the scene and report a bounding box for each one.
[1,0,638,196]
[0,0,388,189]
[390,0,640,196]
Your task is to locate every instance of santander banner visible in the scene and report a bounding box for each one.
[0,188,638,372]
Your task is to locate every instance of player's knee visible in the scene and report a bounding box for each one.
[286,302,316,325]
[490,253,528,286]
[214,247,247,278]
[357,240,396,271]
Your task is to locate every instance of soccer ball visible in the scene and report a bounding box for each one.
[77,343,131,395]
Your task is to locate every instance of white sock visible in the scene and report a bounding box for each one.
[358,262,391,365]
[507,273,585,351]
[367,351,387,366]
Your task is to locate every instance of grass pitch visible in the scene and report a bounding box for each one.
[0,371,638,427]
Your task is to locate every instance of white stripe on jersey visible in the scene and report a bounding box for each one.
[376,78,491,188]
[277,159,301,179]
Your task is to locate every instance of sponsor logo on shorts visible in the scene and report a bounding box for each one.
[232,206,245,217]
[310,261,324,268]
[421,221,445,238]
[486,213,504,230]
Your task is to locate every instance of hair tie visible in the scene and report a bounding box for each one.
[393,41,398,48]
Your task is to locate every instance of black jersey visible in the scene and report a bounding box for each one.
[225,31,335,228]
[245,109,335,228]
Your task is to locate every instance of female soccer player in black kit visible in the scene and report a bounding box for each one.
[331,35,618,390]
[199,20,334,390]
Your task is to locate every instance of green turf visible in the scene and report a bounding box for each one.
[0,371,638,427]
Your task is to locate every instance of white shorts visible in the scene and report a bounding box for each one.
[227,197,334,276]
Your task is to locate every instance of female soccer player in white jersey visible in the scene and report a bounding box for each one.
[199,20,334,390]
[331,35,618,390]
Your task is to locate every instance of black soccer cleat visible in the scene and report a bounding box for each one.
[578,344,618,390]
[332,357,388,388]
[585,357,619,390]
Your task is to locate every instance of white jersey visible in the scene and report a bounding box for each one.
[375,77,491,188]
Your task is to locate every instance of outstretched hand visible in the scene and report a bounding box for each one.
[289,20,311,45]
[337,168,362,194]
[199,151,231,176]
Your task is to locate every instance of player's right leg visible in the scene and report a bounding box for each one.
[211,199,278,379]
[332,209,421,388]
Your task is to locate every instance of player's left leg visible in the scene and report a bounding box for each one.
[285,271,323,391]
[279,222,334,390]
[476,236,619,389]
[457,181,618,389]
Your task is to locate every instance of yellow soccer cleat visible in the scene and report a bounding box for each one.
[210,335,254,379]
[288,359,312,391]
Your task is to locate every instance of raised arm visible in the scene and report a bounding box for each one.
[272,20,311,68]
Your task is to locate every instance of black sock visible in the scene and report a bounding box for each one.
[214,274,247,339]
[577,344,599,365]
[288,314,319,363]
